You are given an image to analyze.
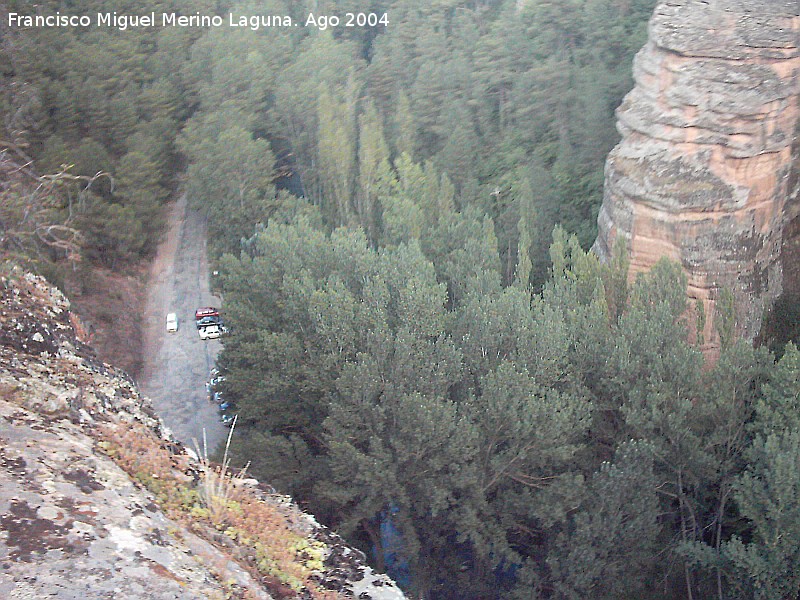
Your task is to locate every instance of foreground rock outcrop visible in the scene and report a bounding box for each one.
[0,268,405,600]
[594,0,800,348]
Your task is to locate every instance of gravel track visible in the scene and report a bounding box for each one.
[139,195,226,451]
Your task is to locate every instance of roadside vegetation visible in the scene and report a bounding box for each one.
[99,418,338,599]
[5,0,800,598]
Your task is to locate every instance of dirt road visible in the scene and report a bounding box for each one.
[139,195,227,451]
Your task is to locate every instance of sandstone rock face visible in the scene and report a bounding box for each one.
[0,269,405,600]
[593,0,800,348]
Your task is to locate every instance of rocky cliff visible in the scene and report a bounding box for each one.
[593,0,800,348]
[0,268,404,600]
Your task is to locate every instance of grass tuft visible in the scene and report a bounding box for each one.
[99,418,340,599]
[194,417,250,526]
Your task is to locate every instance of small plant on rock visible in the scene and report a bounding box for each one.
[194,416,250,527]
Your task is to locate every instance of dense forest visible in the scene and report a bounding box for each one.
[4,1,800,598]
[1,0,207,277]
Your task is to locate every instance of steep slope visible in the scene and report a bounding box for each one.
[593,0,800,348]
[0,268,404,600]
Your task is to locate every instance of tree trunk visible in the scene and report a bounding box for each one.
[361,518,386,573]
[678,469,695,600]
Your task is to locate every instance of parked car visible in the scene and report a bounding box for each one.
[195,306,219,321]
[199,324,222,340]
[197,315,221,328]
[195,307,220,328]
[220,413,237,427]
[218,400,236,412]
[166,312,178,332]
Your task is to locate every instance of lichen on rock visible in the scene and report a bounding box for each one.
[0,268,405,600]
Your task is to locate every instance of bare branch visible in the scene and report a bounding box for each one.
[0,149,107,262]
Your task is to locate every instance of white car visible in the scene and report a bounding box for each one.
[166,312,178,332]
[199,324,221,340]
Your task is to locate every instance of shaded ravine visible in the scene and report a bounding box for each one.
[139,195,226,451]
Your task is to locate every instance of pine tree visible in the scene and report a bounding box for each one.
[356,100,390,240]
[548,441,661,600]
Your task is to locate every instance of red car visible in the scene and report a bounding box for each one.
[195,307,219,320]
[195,307,222,331]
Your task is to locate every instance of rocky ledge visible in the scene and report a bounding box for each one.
[0,268,405,600]
[593,0,800,349]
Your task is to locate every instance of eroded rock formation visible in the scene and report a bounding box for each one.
[0,269,405,600]
[594,0,800,348]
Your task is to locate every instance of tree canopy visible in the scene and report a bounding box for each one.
[8,1,800,598]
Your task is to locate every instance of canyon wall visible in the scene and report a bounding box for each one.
[593,0,800,348]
